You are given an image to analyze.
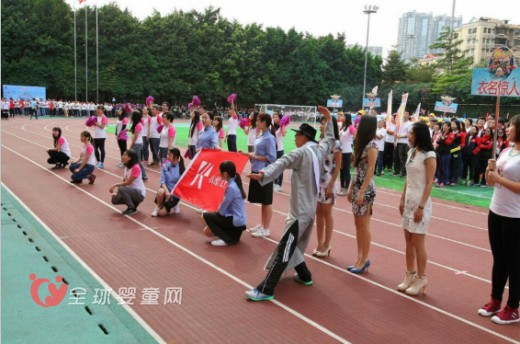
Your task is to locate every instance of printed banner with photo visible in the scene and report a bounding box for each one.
[326,99,343,108]
[362,98,381,108]
[471,46,520,97]
[172,150,249,211]
[434,101,458,113]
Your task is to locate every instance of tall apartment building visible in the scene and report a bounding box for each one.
[454,18,520,66]
[397,11,462,62]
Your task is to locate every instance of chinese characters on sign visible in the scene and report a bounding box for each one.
[471,67,520,97]
[475,80,520,96]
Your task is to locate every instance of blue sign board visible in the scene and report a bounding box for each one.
[2,84,46,100]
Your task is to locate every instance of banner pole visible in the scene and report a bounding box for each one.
[492,92,501,159]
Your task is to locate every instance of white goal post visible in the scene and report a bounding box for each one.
[255,104,318,124]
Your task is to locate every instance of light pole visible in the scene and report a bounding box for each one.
[362,5,378,108]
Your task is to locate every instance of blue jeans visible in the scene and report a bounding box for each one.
[142,137,150,162]
[150,138,160,163]
[274,150,284,186]
[227,134,237,152]
[376,151,384,174]
[439,153,451,185]
[132,143,147,179]
[69,163,95,182]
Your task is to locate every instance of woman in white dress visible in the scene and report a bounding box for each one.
[398,121,437,296]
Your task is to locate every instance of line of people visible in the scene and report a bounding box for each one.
[45,106,520,325]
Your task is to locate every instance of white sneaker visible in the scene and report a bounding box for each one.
[252,228,270,238]
[273,184,281,192]
[211,239,227,247]
[151,207,158,217]
[248,224,263,233]
[173,204,180,214]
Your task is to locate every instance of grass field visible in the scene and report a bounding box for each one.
[107,123,492,209]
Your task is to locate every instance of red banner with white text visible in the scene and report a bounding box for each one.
[172,149,249,211]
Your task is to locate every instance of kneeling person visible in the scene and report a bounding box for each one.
[152,148,185,217]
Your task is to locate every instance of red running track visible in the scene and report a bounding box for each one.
[1,117,519,343]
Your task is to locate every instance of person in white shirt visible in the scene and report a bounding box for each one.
[375,119,386,176]
[394,112,412,177]
[226,108,238,152]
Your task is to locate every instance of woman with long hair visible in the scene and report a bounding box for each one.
[109,149,146,215]
[347,115,378,274]
[449,120,463,186]
[128,109,148,181]
[338,114,355,196]
[397,122,436,296]
[115,107,128,167]
[314,116,341,258]
[47,127,71,169]
[202,161,247,246]
[272,112,287,192]
[188,110,203,158]
[473,128,494,187]
[246,113,276,238]
[242,111,259,153]
[69,131,97,184]
[435,122,453,188]
[152,148,185,217]
[213,115,224,148]
[478,115,520,325]
[462,125,478,185]
[196,112,219,150]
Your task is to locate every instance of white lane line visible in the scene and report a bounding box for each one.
[1,183,167,344]
[1,144,350,344]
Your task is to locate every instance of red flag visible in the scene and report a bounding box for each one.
[78,0,87,4]
[173,150,249,211]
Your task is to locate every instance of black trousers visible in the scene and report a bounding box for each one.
[256,220,312,296]
[203,212,245,245]
[383,142,394,171]
[227,134,237,152]
[395,143,408,176]
[47,150,70,165]
[117,139,127,158]
[488,210,520,309]
[93,138,106,163]
[340,152,352,188]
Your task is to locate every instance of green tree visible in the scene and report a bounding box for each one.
[381,50,408,86]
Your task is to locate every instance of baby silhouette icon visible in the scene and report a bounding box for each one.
[29,274,68,307]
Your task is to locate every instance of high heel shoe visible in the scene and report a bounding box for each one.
[347,265,355,271]
[350,260,371,274]
[312,248,319,256]
[405,275,428,296]
[397,271,416,292]
[314,247,331,258]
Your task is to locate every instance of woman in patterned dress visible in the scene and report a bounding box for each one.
[313,116,342,258]
[397,122,436,296]
[347,115,378,274]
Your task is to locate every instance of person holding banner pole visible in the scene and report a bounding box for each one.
[245,106,335,301]
[244,113,276,238]
[478,115,520,324]
[202,161,247,246]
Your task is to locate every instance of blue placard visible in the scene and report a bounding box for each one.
[2,84,46,100]
[471,68,520,97]
[327,99,343,108]
[434,101,458,113]
[362,98,381,108]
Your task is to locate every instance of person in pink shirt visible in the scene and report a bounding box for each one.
[47,127,71,169]
[69,131,97,184]
[115,108,128,167]
[109,149,146,215]
[158,112,176,164]
[213,115,225,148]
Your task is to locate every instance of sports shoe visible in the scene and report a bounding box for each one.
[211,239,227,247]
[70,179,82,184]
[151,207,158,217]
[173,204,180,214]
[252,228,270,238]
[87,174,96,184]
[248,224,263,233]
[337,188,347,196]
[122,207,137,215]
[97,162,104,169]
[478,297,501,317]
[245,289,274,301]
[293,274,313,286]
[491,306,519,325]
[273,184,282,192]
